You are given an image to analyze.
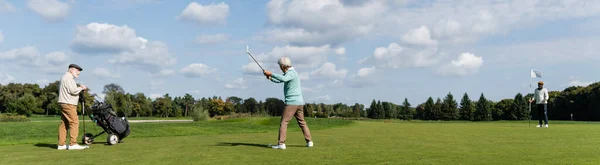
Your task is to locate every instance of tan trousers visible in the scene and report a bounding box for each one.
[278,105,312,144]
[58,104,79,146]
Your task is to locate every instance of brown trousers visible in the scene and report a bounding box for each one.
[278,105,312,144]
[58,104,79,146]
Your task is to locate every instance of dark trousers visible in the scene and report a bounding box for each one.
[537,104,548,125]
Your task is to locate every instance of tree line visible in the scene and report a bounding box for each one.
[1,81,599,121]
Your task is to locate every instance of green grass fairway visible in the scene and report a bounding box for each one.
[2,118,600,164]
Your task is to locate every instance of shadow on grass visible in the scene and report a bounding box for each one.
[34,143,56,149]
[34,141,114,149]
[216,142,270,148]
[215,142,304,148]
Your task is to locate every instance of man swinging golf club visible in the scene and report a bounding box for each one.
[530,81,549,128]
[57,64,88,150]
[263,57,313,149]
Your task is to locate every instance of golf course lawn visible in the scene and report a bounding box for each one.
[1,118,600,164]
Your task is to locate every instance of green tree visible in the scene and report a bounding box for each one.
[382,102,396,119]
[182,93,195,116]
[475,93,491,121]
[424,97,435,120]
[367,100,379,119]
[9,93,43,116]
[513,93,529,120]
[459,93,474,121]
[243,97,259,114]
[442,92,459,120]
[495,99,513,120]
[399,98,412,120]
[433,98,442,120]
[154,94,173,117]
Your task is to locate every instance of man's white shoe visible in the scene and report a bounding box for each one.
[544,124,548,128]
[536,125,542,128]
[271,144,286,149]
[307,141,313,147]
[57,145,67,150]
[68,144,87,150]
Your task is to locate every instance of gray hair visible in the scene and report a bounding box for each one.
[278,57,292,67]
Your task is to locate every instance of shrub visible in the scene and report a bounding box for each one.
[0,113,30,122]
[191,106,209,121]
[228,112,252,119]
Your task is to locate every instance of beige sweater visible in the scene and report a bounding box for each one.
[58,72,84,105]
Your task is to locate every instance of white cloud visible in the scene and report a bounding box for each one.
[196,33,230,44]
[39,51,69,74]
[0,46,69,74]
[298,72,310,80]
[149,94,162,100]
[177,2,229,25]
[0,0,16,13]
[0,30,3,44]
[437,52,483,77]
[344,66,380,88]
[302,84,325,93]
[484,38,600,65]
[92,67,120,78]
[316,95,331,101]
[242,62,268,75]
[356,66,376,78]
[181,63,217,77]
[0,73,15,85]
[241,45,343,75]
[71,22,148,54]
[224,78,248,89]
[27,0,70,22]
[309,62,348,79]
[45,52,68,65]
[360,42,440,69]
[402,26,437,46]
[335,47,345,55]
[151,69,174,77]
[261,0,600,47]
[36,79,50,87]
[108,41,176,72]
[149,80,164,90]
[0,45,38,61]
[71,22,177,73]
[262,0,387,46]
[568,80,593,87]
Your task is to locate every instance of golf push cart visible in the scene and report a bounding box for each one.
[80,92,131,145]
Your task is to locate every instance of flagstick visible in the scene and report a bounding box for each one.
[529,77,532,127]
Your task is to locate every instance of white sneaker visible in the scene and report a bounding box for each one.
[68,144,88,150]
[307,141,313,147]
[536,124,542,128]
[57,145,67,150]
[271,143,286,149]
[544,124,548,128]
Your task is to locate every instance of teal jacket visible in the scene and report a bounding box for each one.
[270,67,304,105]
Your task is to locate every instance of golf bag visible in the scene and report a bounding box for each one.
[82,93,130,145]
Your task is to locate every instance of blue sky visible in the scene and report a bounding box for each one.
[1,0,599,106]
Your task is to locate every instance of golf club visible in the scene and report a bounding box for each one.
[246,45,265,71]
[80,90,90,148]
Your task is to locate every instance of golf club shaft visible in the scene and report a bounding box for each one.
[246,52,264,71]
[246,46,265,71]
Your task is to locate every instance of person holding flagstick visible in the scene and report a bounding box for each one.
[529,69,549,127]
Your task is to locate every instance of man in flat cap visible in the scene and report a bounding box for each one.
[530,81,549,128]
[57,64,88,150]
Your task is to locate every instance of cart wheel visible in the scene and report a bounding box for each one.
[107,134,119,145]
[82,133,94,145]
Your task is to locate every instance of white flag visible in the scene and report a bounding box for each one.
[530,69,542,78]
